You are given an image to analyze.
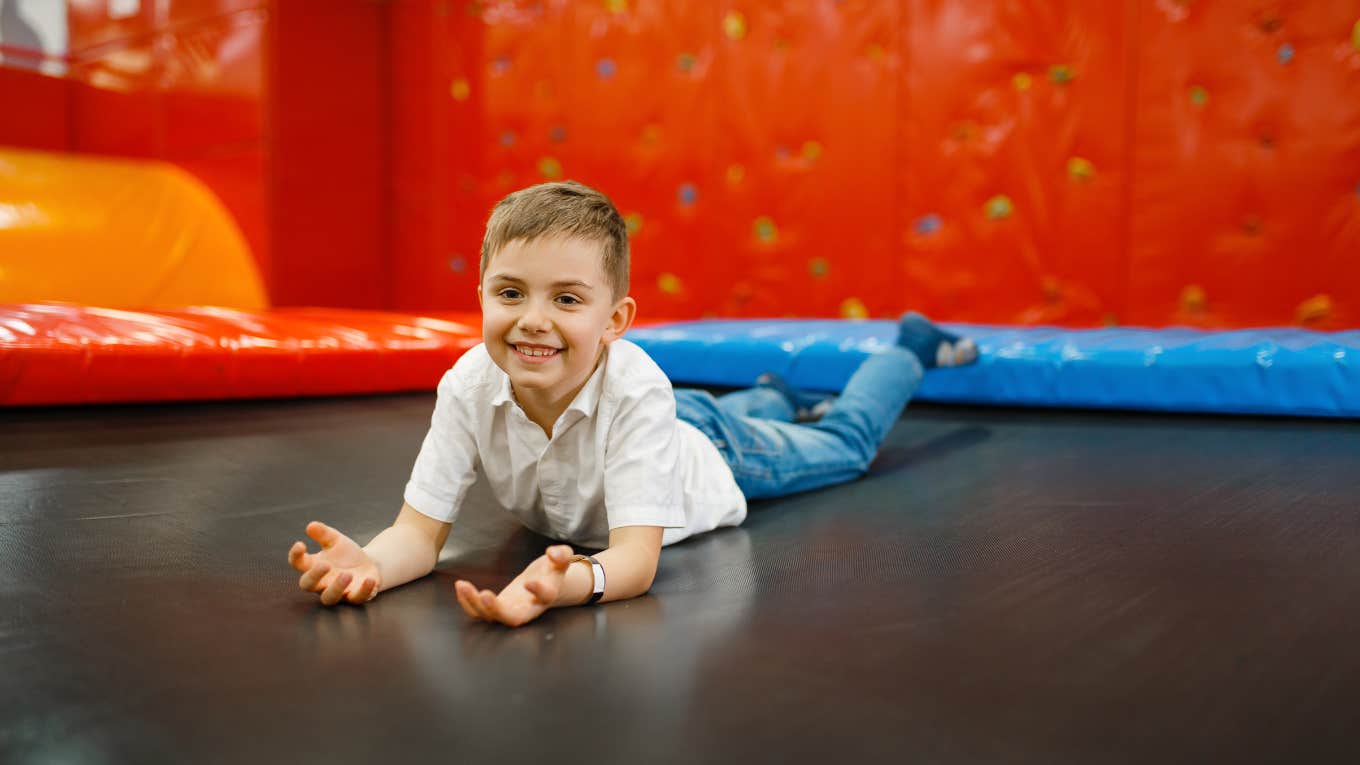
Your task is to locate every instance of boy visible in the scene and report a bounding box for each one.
[287,181,976,627]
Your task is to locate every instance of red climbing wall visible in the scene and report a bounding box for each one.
[389,0,1360,329]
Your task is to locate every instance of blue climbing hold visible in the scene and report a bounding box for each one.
[915,214,942,235]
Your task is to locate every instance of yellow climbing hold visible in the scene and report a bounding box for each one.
[726,164,745,186]
[624,212,643,237]
[1067,157,1095,181]
[801,141,822,161]
[1353,19,1360,50]
[1012,72,1032,91]
[724,11,747,40]
[808,257,830,278]
[753,216,778,244]
[1296,294,1333,324]
[1179,285,1207,314]
[450,78,471,101]
[840,298,869,320]
[984,195,1014,220]
[865,43,885,62]
[641,124,662,145]
[537,157,562,179]
[658,272,682,294]
[1189,85,1209,107]
[605,0,627,13]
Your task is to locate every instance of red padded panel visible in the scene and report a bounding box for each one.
[0,304,482,406]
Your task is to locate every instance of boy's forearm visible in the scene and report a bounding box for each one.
[364,502,452,593]
[552,541,660,607]
[363,523,440,592]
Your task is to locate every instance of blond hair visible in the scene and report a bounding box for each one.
[480,181,629,300]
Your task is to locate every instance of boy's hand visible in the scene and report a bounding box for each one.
[454,544,577,628]
[288,521,381,606]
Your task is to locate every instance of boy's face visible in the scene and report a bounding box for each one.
[479,236,635,407]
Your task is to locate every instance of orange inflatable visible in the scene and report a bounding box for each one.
[0,147,267,310]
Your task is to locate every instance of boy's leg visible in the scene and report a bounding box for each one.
[714,382,797,422]
[674,350,923,500]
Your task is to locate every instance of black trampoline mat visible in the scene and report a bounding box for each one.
[2,394,1358,763]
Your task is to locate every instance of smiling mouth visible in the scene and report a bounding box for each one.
[513,344,560,358]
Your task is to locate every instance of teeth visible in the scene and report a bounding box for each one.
[517,345,557,357]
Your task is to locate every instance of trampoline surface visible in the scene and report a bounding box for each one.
[2,394,1358,763]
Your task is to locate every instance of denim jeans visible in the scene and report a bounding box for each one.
[674,347,923,499]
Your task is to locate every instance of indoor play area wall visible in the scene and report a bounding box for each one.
[2,1,1357,330]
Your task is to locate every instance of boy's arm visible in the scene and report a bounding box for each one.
[364,502,453,593]
[453,525,663,626]
[554,525,664,606]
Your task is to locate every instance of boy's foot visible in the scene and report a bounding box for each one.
[896,311,978,369]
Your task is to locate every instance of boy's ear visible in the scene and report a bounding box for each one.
[602,296,637,344]
[475,283,483,308]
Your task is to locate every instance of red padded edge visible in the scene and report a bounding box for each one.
[0,304,484,406]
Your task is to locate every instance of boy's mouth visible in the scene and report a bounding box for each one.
[512,343,561,360]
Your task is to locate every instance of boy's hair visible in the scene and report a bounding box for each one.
[480,180,630,300]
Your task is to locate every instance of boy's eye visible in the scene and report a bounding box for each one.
[497,288,523,300]
[556,294,582,306]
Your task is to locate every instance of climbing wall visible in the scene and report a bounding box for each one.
[389,0,1360,329]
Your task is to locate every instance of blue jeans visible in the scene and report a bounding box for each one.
[674,347,923,499]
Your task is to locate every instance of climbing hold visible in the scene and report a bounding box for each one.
[801,141,822,161]
[1296,294,1333,324]
[914,214,941,235]
[677,183,698,206]
[1067,157,1096,181]
[658,272,682,294]
[724,11,746,40]
[449,256,467,274]
[865,43,885,62]
[1049,65,1074,84]
[605,0,628,14]
[450,77,471,101]
[596,58,617,79]
[537,157,562,179]
[499,131,516,147]
[726,164,745,185]
[1180,285,1207,314]
[984,195,1014,220]
[624,212,643,237]
[549,125,566,143]
[1277,43,1294,64]
[677,53,697,73]
[753,216,778,244]
[1189,85,1209,107]
[840,298,869,320]
[808,257,830,278]
[1012,72,1033,91]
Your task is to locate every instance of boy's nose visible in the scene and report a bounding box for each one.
[516,304,552,333]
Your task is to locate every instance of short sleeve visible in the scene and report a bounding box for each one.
[603,383,687,530]
[403,369,480,522]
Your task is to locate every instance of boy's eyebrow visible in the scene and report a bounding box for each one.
[485,273,596,290]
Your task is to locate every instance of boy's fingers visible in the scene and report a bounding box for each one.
[306,521,341,550]
[319,572,352,606]
[479,590,506,624]
[454,581,483,620]
[298,561,331,592]
[349,577,377,604]
[547,545,574,569]
[287,542,312,572]
[525,578,555,605]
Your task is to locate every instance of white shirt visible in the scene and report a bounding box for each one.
[403,339,747,548]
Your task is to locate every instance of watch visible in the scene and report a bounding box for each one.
[570,554,606,604]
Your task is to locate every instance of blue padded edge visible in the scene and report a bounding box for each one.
[629,320,1360,419]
